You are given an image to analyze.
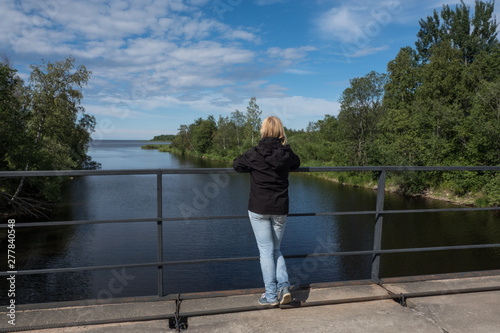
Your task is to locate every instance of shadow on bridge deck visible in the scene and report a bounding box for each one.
[2,270,500,333]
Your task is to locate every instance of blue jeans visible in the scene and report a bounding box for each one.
[248,210,290,302]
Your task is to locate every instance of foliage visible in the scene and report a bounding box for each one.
[190,116,217,154]
[245,97,263,146]
[169,97,262,159]
[483,173,500,205]
[142,144,172,152]
[338,71,388,166]
[0,63,25,172]
[0,57,97,216]
[151,134,176,142]
[415,0,498,64]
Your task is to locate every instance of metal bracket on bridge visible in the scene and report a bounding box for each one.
[169,293,188,331]
[398,293,407,307]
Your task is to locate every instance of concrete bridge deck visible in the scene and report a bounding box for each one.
[2,271,500,333]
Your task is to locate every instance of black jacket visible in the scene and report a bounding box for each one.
[233,137,300,215]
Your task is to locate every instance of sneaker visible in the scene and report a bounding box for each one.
[279,287,291,305]
[258,293,279,306]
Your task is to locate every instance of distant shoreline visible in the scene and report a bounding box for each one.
[140,142,482,207]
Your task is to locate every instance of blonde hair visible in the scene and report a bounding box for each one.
[260,116,287,145]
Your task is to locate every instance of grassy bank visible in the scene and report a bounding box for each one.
[141,144,236,162]
[141,144,486,207]
[142,144,175,153]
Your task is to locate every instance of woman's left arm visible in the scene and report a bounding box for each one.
[233,150,252,172]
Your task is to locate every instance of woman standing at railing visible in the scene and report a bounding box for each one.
[233,116,301,306]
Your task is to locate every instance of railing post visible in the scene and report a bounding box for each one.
[157,171,163,297]
[371,170,386,283]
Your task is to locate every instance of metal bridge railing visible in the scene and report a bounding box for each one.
[1,166,500,299]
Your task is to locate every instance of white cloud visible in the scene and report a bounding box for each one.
[84,104,151,119]
[267,46,316,60]
[258,96,340,120]
[2,0,345,137]
[317,6,364,43]
[92,127,168,140]
[224,29,259,42]
[316,1,405,43]
[284,69,316,75]
[265,46,317,70]
[314,0,410,60]
[350,45,389,58]
[428,0,476,8]
[255,0,288,5]
[1,1,263,99]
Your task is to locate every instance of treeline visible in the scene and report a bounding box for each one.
[158,1,500,205]
[0,56,97,216]
[165,97,263,158]
[151,134,176,142]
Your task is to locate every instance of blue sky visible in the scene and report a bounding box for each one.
[1,0,497,139]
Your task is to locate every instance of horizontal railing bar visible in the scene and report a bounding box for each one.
[1,166,500,178]
[0,168,237,177]
[2,243,499,276]
[0,216,251,228]
[0,263,163,275]
[2,206,499,228]
[291,207,500,217]
[377,207,500,214]
[0,257,264,276]
[0,218,161,228]
[287,243,500,258]
[300,166,500,172]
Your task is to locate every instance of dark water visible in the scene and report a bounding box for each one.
[1,140,500,304]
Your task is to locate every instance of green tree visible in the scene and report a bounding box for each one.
[189,116,217,154]
[384,47,420,109]
[151,134,176,142]
[230,109,246,147]
[415,42,467,165]
[315,114,339,143]
[171,124,192,153]
[379,1,500,196]
[245,97,262,146]
[337,71,387,166]
[11,57,94,204]
[379,47,422,166]
[213,115,237,155]
[0,62,26,172]
[416,0,498,64]
[468,79,500,165]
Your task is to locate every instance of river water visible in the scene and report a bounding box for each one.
[2,140,500,304]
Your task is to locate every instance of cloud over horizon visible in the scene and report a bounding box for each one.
[2,0,497,139]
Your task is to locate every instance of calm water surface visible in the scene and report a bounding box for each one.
[2,140,500,304]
